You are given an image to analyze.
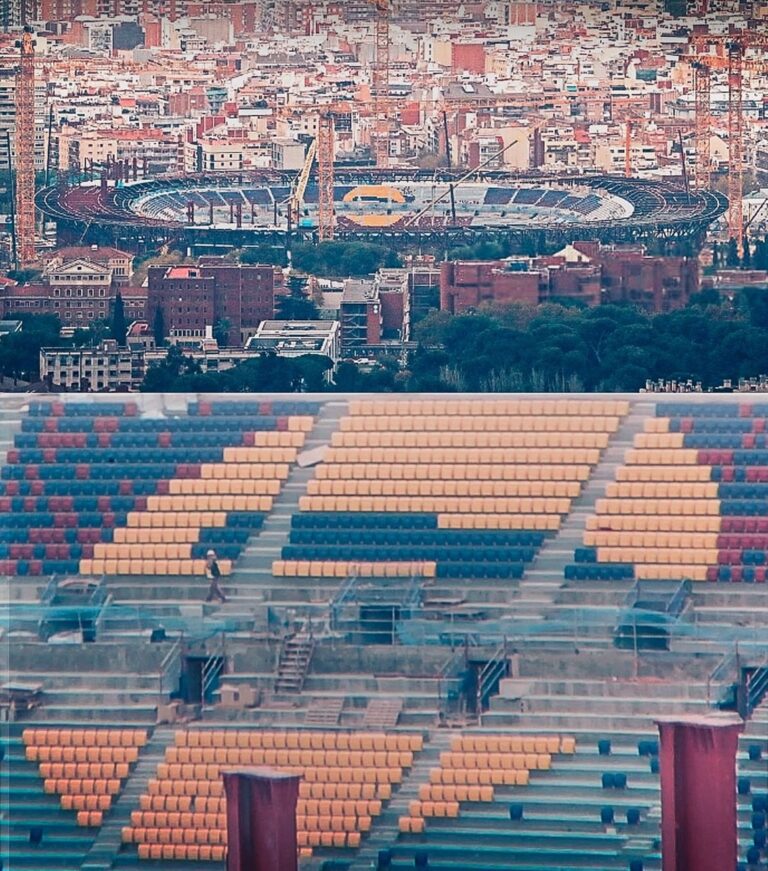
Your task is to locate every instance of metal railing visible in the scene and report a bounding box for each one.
[706,646,739,707]
[436,644,470,724]
[477,638,509,713]
[329,569,359,632]
[667,579,692,618]
[158,635,183,703]
[200,631,227,705]
[746,655,768,717]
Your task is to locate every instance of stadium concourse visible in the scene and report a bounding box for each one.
[1,393,767,871]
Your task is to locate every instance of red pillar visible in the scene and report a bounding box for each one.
[223,768,301,871]
[656,715,743,871]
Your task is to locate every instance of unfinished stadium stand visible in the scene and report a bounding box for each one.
[22,727,148,828]
[567,400,768,583]
[0,399,319,577]
[273,398,630,582]
[122,729,423,861]
[2,393,767,871]
[398,733,575,834]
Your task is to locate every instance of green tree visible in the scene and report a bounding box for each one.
[239,245,288,267]
[213,318,232,346]
[0,313,63,383]
[291,241,401,278]
[742,239,751,269]
[141,345,202,391]
[153,306,166,347]
[754,238,768,271]
[6,267,42,284]
[73,318,111,347]
[276,276,320,320]
[726,238,740,267]
[294,354,334,391]
[111,292,127,345]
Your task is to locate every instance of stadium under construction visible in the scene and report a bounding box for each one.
[37,171,728,255]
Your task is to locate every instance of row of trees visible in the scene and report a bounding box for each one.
[240,241,402,277]
[141,345,333,393]
[139,288,768,394]
[405,293,768,393]
[714,238,768,271]
[0,294,128,384]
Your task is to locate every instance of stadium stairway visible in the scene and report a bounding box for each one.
[1,723,97,870]
[200,643,450,729]
[223,400,349,611]
[0,394,26,457]
[81,403,344,635]
[515,401,655,621]
[81,727,173,871]
[737,698,768,871]
[346,731,452,871]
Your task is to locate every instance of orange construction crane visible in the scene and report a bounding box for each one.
[15,26,36,266]
[371,0,390,169]
[689,28,768,248]
[692,60,711,191]
[316,112,335,241]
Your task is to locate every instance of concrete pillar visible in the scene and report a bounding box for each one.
[223,768,301,871]
[656,715,743,871]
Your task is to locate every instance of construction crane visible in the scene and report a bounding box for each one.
[15,26,36,266]
[689,29,768,249]
[316,112,335,242]
[692,60,712,191]
[371,0,390,169]
[288,138,318,231]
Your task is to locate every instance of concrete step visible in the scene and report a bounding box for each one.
[80,728,175,871]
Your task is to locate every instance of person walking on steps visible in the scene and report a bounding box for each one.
[204,550,227,603]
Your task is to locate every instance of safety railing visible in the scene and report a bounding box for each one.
[158,635,184,703]
[746,655,768,718]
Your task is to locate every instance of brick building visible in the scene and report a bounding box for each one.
[0,247,145,330]
[146,262,276,344]
[440,261,541,314]
[440,244,700,315]
[570,242,700,312]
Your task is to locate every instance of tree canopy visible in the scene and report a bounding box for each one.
[0,313,63,383]
[405,295,768,392]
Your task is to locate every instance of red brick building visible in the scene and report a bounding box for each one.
[440,262,540,314]
[584,244,699,312]
[146,262,275,344]
[440,244,700,315]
